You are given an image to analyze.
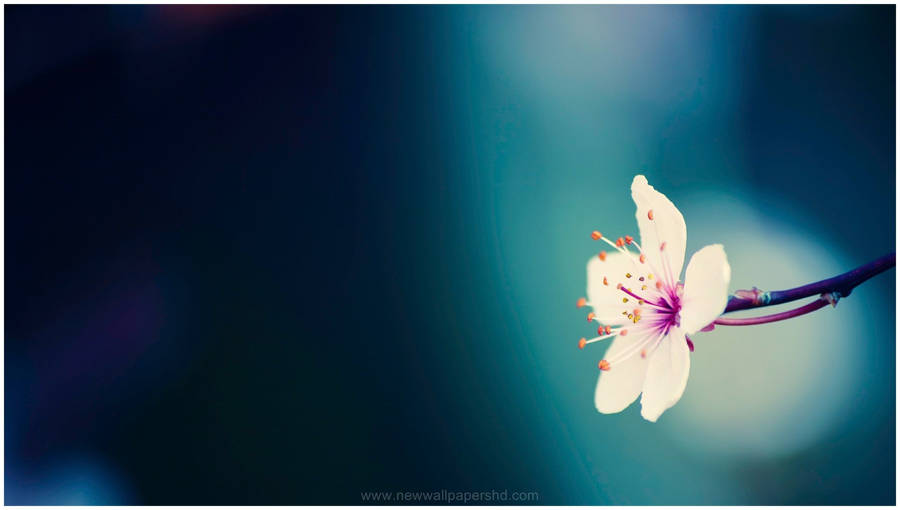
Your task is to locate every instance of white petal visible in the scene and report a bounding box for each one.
[594,331,653,413]
[586,252,638,324]
[631,175,687,285]
[640,328,691,422]
[680,244,732,335]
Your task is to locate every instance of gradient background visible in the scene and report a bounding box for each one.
[5,4,895,505]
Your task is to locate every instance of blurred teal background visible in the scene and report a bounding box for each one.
[6,4,894,505]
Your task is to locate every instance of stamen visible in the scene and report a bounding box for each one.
[647,209,654,220]
[619,329,628,336]
[581,328,621,347]
[640,349,647,358]
[599,236,645,270]
[598,360,610,371]
[604,325,611,335]
[591,231,602,240]
[587,312,595,322]
[624,239,670,301]
[603,277,609,286]
[625,235,633,245]
[660,241,667,251]
[619,285,667,309]
[576,297,587,308]
[598,251,607,261]
[578,337,587,349]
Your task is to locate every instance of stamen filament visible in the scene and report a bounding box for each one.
[582,331,620,346]
[619,286,666,309]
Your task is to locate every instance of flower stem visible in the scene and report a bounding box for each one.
[723,252,895,314]
[715,297,830,326]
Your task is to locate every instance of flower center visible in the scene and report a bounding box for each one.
[577,210,686,369]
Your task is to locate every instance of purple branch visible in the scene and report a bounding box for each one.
[723,252,895,314]
[715,297,830,326]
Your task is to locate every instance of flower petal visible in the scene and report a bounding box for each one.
[680,244,731,335]
[631,175,687,286]
[586,252,638,324]
[594,331,653,414]
[640,328,690,422]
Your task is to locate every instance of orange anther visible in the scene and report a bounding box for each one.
[587,312,595,322]
[605,325,611,335]
[576,297,587,308]
[640,349,647,359]
[578,337,587,349]
[656,281,663,290]
[639,254,646,263]
[616,283,623,290]
[603,276,609,286]
[598,360,611,371]
[633,308,641,316]
[598,251,607,261]
[615,237,624,247]
[591,231,602,240]
[619,329,628,336]
[648,209,654,220]
[660,241,667,251]
[625,235,633,245]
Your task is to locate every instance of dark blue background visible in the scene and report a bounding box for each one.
[6,5,895,504]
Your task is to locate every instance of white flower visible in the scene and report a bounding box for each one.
[576,175,731,422]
